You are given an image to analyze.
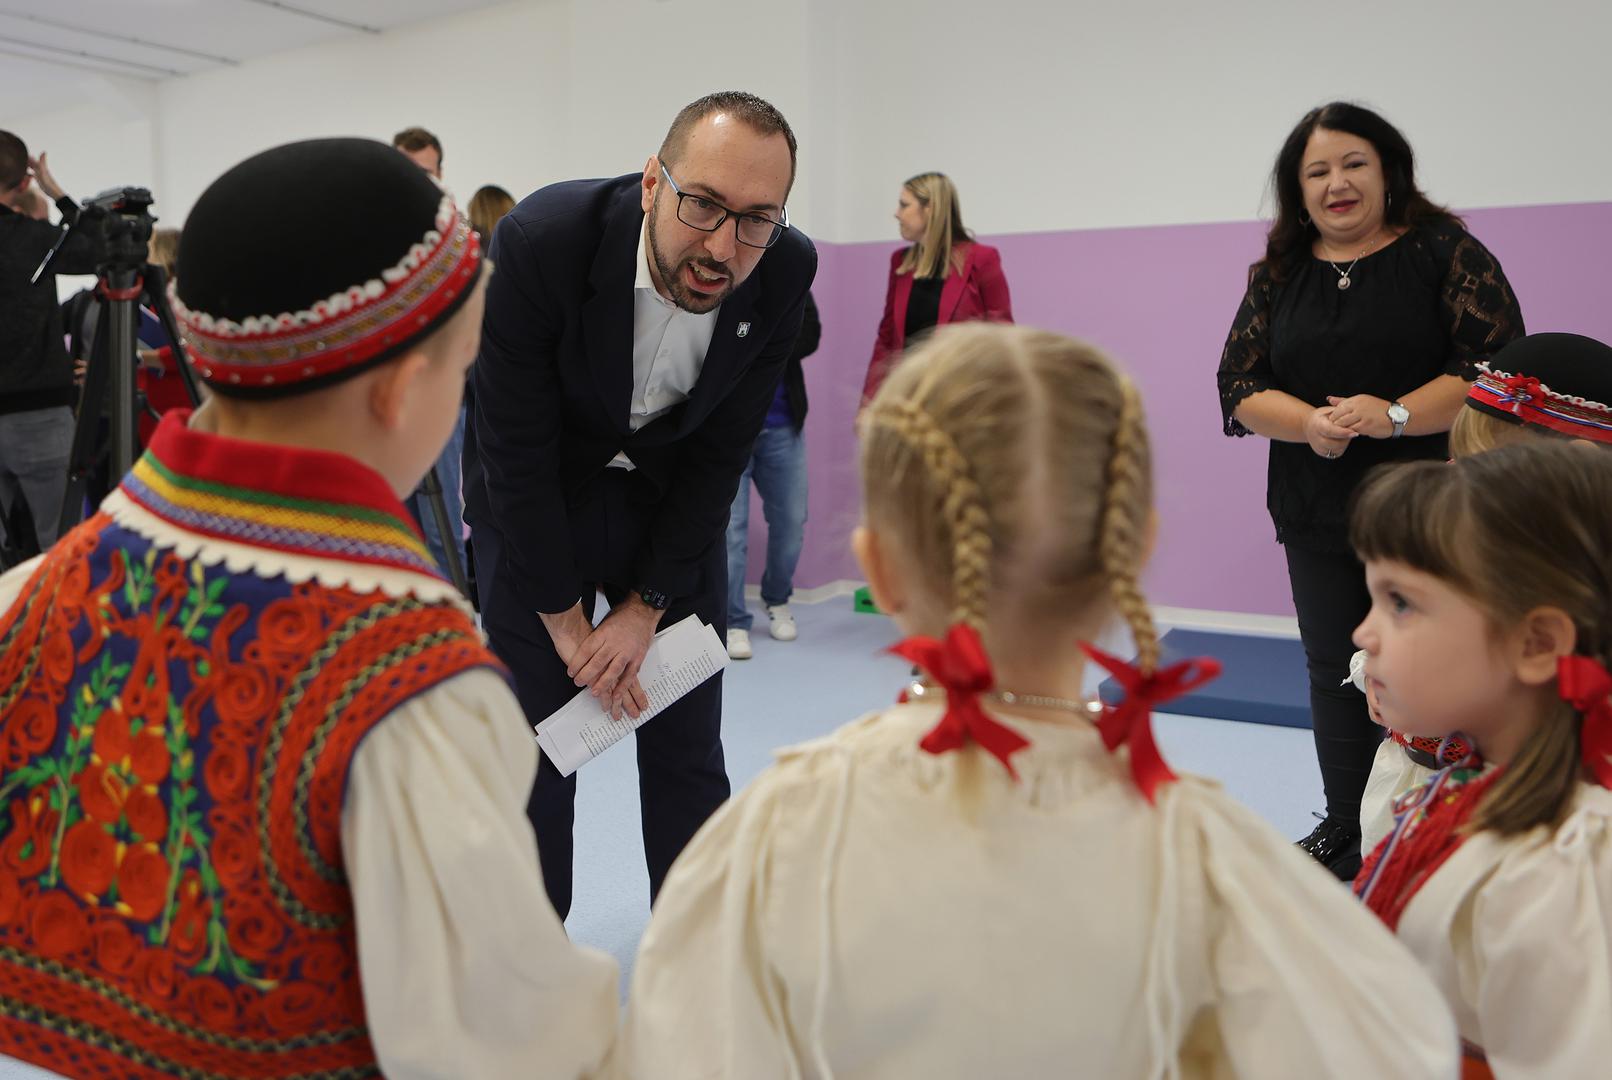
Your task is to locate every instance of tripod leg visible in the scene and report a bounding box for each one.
[57,314,114,538]
[142,263,204,408]
[418,466,470,599]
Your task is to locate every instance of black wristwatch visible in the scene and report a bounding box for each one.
[638,585,671,611]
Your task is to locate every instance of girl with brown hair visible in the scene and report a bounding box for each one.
[609,323,1456,1079]
[1351,440,1612,1078]
[1357,332,1612,854]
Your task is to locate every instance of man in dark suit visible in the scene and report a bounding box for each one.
[465,91,816,918]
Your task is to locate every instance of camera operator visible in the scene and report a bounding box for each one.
[0,130,94,557]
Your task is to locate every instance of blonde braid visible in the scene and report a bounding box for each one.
[1098,377,1161,673]
[871,400,993,632]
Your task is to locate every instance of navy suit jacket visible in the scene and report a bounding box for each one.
[463,173,818,614]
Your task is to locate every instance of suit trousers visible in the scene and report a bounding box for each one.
[474,468,731,920]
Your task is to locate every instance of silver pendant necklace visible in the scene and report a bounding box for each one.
[1325,234,1380,291]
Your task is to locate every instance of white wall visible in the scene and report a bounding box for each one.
[3,0,1608,243]
[814,0,1612,240]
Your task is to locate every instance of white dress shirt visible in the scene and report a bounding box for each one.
[609,219,720,469]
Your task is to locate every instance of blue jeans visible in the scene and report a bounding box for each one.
[405,404,467,579]
[726,423,807,632]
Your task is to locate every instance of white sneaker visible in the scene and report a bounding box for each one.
[766,604,797,642]
[727,628,753,660]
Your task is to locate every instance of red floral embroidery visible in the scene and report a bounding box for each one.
[0,504,493,1078]
[93,917,140,976]
[123,787,167,844]
[114,843,169,922]
[60,822,117,900]
[31,892,89,959]
[76,762,127,826]
[8,696,56,758]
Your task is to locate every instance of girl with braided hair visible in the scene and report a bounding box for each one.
[1350,440,1612,1079]
[607,323,1455,1079]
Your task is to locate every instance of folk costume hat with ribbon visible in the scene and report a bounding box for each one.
[172,137,483,398]
[1465,333,1612,446]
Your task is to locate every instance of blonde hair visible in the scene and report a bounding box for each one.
[860,323,1159,671]
[467,185,515,247]
[1450,403,1543,458]
[896,172,972,281]
[1450,400,1611,459]
[148,228,181,277]
[1351,441,1612,834]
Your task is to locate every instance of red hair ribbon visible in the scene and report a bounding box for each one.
[891,624,1030,779]
[1080,643,1222,803]
[1558,655,1612,789]
[1498,374,1543,415]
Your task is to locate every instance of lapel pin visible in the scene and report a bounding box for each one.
[737,322,751,338]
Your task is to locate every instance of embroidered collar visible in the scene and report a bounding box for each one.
[116,409,442,581]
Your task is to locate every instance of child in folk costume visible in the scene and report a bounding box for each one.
[608,324,1458,1079]
[0,140,618,1080]
[1355,333,1612,854]
[1350,440,1612,1079]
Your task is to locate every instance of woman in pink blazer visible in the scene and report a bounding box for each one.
[861,172,1014,402]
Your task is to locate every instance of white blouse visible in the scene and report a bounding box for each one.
[1394,782,1612,1078]
[344,667,620,1079]
[609,702,1459,1080]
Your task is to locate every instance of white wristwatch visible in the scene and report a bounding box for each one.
[1387,400,1410,439]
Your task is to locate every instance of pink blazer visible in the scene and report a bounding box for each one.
[862,240,1014,402]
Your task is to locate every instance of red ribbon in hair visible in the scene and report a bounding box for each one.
[1080,643,1222,803]
[891,624,1031,779]
[1558,655,1612,789]
[1498,374,1543,415]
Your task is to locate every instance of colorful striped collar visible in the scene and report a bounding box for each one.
[118,409,442,580]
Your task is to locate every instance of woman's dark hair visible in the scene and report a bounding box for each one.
[1259,102,1459,283]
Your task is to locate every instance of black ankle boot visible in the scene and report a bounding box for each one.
[1296,812,1363,882]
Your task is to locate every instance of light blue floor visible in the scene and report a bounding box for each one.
[0,599,1322,1078]
[565,597,1323,996]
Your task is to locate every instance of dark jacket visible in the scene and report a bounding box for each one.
[463,174,818,612]
[0,197,93,415]
[778,291,819,431]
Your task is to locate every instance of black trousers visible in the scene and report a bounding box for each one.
[1284,543,1380,824]
[474,470,731,920]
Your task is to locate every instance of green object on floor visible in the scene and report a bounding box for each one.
[853,586,881,614]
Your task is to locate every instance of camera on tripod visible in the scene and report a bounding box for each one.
[34,185,201,538]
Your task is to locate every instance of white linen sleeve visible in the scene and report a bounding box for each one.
[1184,783,1461,1080]
[605,763,807,1080]
[342,667,620,1080]
[1467,806,1612,1078]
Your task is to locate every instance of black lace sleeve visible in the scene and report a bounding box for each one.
[1429,223,1525,378]
[1216,263,1275,436]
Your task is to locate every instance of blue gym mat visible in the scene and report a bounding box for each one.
[1098,629,1312,730]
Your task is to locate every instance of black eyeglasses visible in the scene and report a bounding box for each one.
[660,164,789,249]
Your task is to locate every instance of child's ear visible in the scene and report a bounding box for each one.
[367,352,430,431]
[852,525,905,616]
[1513,605,1579,687]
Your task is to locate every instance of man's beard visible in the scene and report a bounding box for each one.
[648,201,732,314]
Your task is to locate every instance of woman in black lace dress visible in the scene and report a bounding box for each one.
[1216,102,1523,880]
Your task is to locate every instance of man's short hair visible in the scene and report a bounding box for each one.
[391,126,443,165]
[0,130,28,191]
[658,91,797,195]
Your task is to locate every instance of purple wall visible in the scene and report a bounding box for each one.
[737,202,1612,617]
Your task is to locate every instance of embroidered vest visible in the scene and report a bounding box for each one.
[0,436,498,1078]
